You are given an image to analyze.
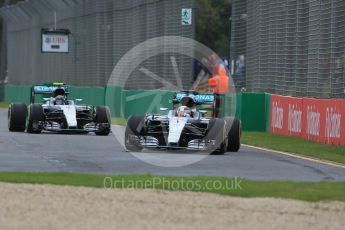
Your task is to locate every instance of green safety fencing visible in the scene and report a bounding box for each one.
[4,84,31,104]
[0,84,4,102]
[2,84,272,132]
[69,86,105,106]
[122,89,174,117]
[3,84,106,106]
[236,92,271,132]
[105,86,123,118]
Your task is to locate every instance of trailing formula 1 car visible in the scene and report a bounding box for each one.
[125,91,241,154]
[8,83,111,135]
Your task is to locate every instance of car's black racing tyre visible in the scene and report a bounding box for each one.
[125,115,145,152]
[27,104,43,134]
[94,106,111,136]
[224,117,241,152]
[8,103,27,132]
[206,118,228,155]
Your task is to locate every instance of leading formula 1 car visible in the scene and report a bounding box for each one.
[125,91,241,154]
[8,83,111,135]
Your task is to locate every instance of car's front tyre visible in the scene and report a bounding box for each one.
[27,104,43,134]
[8,103,27,132]
[206,118,228,155]
[125,115,145,152]
[94,106,111,136]
[225,117,241,152]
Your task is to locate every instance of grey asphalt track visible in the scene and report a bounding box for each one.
[0,109,345,181]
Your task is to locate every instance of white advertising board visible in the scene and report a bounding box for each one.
[42,33,69,53]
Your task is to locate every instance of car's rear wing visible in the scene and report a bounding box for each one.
[173,91,230,118]
[174,92,214,104]
[30,83,69,103]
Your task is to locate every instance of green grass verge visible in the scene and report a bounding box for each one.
[111,117,127,126]
[0,102,8,109]
[242,131,345,164]
[0,172,344,202]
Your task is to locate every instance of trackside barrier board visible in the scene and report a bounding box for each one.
[270,94,345,146]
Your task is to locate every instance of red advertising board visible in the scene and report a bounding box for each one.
[270,95,303,138]
[270,95,345,146]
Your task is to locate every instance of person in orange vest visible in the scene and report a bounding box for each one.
[208,66,229,117]
[208,66,229,94]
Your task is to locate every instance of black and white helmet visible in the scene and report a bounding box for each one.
[54,95,66,105]
[177,106,191,117]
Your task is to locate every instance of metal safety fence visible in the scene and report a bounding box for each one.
[0,0,195,89]
[231,0,345,98]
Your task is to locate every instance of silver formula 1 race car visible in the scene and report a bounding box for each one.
[125,91,241,154]
[8,83,111,135]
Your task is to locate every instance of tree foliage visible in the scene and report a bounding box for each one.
[196,0,231,57]
[0,0,22,6]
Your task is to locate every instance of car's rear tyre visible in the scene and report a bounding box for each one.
[8,103,27,132]
[94,106,111,136]
[206,118,227,155]
[27,104,43,134]
[125,115,145,152]
[225,117,241,152]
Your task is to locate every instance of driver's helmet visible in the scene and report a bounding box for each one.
[53,88,65,97]
[180,96,196,108]
[54,95,65,105]
[177,106,191,117]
